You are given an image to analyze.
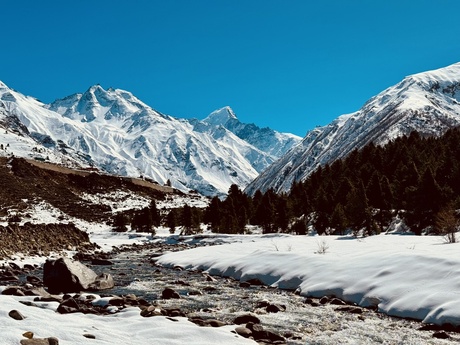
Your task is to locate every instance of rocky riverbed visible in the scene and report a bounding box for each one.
[2,242,459,344]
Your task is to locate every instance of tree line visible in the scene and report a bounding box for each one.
[112,200,203,236]
[205,127,460,236]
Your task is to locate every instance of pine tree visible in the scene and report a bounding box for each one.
[291,217,307,235]
[181,204,193,235]
[166,209,177,234]
[275,196,290,232]
[205,196,222,231]
[131,207,154,234]
[406,168,445,234]
[258,190,276,233]
[149,200,161,227]
[330,203,347,235]
[314,211,329,235]
[345,180,370,236]
[113,213,128,232]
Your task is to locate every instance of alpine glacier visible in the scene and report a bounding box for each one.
[245,62,460,195]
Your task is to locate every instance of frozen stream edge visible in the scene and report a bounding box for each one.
[102,245,459,345]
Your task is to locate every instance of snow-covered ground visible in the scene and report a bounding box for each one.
[1,291,254,345]
[157,233,460,326]
[5,231,460,344]
[2,192,460,343]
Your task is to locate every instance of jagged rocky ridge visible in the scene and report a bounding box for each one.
[245,62,460,195]
[0,81,300,196]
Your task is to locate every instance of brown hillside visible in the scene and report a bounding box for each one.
[0,157,174,223]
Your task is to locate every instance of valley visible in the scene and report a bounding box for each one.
[1,62,460,344]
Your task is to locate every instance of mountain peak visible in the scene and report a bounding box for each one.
[88,84,104,92]
[245,61,460,195]
[0,80,9,90]
[203,106,238,126]
[84,84,108,99]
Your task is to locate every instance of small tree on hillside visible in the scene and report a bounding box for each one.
[113,213,128,232]
[131,207,155,235]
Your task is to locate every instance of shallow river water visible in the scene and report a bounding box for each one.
[90,246,459,345]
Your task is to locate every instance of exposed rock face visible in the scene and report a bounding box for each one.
[43,257,114,293]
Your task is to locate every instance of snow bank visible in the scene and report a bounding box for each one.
[1,294,253,345]
[157,234,460,325]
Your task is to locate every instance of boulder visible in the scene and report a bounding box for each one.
[266,303,286,313]
[20,337,59,345]
[252,329,286,343]
[8,309,25,320]
[233,313,261,325]
[43,257,113,293]
[88,273,114,291]
[2,286,25,296]
[162,287,180,299]
[91,258,113,266]
[433,331,450,339]
[234,326,252,338]
[330,298,347,305]
[319,296,330,304]
[245,278,264,286]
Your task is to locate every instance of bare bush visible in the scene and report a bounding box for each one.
[435,206,460,244]
[315,238,329,254]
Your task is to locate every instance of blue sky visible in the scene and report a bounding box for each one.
[2,1,460,136]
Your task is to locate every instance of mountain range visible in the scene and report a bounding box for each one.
[245,62,460,195]
[2,62,460,198]
[0,81,300,196]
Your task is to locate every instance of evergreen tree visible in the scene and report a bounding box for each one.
[149,200,161,227]
[345,180,370,236]
[131,207,155,235]
[251,189,264,222]
[330,203,347,235]
[314,211,329,235]
[366,171,384,209]
[166,209,177,234]
[181,204,193,235]
[113,213,128,232]
[257,190,276,233]
[405,168,446,234]
[291,217,307,235]
[205,196,222,231]
[275,196,290,232]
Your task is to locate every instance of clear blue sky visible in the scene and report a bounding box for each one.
[1,1,460,136]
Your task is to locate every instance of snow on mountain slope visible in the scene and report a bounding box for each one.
[0,83,91,167]
[203,106,301,158]
[45,86,284,195]
[245,62,460,195]
[0,81,298,196]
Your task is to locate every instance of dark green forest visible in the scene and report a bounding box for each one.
[204,127,460,236]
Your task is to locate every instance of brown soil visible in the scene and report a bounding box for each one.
[0,157,175,223]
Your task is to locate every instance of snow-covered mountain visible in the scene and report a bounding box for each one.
[0,81,91,167]
[0,81,300,196]
[202,106,301,158]
[245,62,460,195]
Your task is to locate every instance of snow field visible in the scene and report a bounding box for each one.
[157,233,460,326]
